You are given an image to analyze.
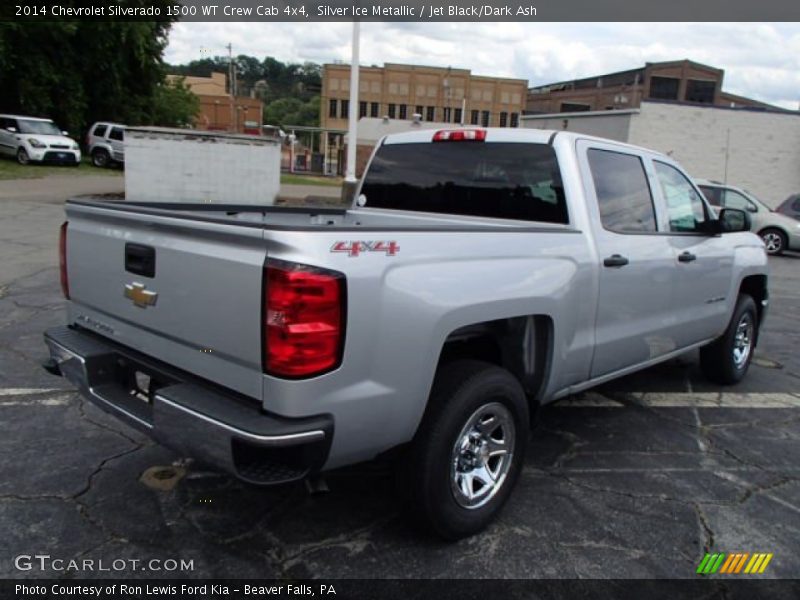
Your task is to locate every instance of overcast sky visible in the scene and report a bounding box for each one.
[165,22,800,110]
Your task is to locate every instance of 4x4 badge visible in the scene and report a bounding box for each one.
[124,282,158,308]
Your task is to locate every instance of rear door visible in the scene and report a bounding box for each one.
[651,161,733,345]
[108,126,124,162]
[577,140,679,378]
[0,117,16,156]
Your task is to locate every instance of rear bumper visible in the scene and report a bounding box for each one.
[43,325,333,485]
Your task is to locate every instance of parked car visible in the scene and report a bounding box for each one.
[775,194,800,222]
[0,114,80,165]
[86,122,125,167]
[44,129,767,539]
[697,179,800,255]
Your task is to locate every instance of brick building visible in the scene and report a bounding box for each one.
[526,59,782,114]
[167,72,263,134]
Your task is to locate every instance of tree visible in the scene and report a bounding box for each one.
[151,78,200,127]
[0,2,187,137]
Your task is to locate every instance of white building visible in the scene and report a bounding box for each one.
[522,101,800,207]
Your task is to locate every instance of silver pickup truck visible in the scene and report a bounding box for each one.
[44,128,768,539]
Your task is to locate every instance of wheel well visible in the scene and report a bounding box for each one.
[739,274,767,330]
[757,226,787,238]
[437,315,553,428]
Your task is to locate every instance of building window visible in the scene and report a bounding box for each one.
[685,79,715,104]
[649,76,679,100]
[443,107,452,122]
[340,99,349,118]
[470,110,479,125]
[415,105,423,118]
[329,99,337,118]
[481,111,490,127]
[359,101,367,118]
[454,108,463,124]
[399,104,407,119]
[560,103,591,113]
[388,104,396,119]
[426,106,435,121]
[370,102,379,118]
[499,112,508,127]
[510,113,519,127]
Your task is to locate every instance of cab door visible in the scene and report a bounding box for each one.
[650,160,734,346]
[108,127,125,162]
[577,140,680,378]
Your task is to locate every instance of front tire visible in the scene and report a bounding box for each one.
[759,228,786,255]
[91,149,110,168]
[406,360,528,540]
[16,148,30,165]
[700,295,758,385]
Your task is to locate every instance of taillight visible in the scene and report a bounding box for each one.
[59,221,69,299]
[263,259,345,378]
[432,129,486,142]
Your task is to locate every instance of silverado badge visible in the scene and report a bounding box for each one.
[124,282,158,308]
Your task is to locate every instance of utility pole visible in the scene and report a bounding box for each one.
[342,22,360,203]
[227,43,235,132]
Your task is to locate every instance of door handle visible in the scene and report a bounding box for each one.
[678,251,697,263]
[603,254,629,268]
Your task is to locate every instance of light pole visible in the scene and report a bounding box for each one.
[342,22,360,202]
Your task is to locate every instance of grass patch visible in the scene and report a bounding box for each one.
[0,156,122,180]
[280,173,342,187]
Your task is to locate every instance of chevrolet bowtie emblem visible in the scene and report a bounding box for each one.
[124,282,158,308]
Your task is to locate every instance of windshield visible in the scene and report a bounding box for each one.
[17,119,62,135]
[360,141,568,224]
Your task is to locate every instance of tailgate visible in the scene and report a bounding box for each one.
[64,201,266,400]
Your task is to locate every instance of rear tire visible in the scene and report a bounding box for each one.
[91,148,110,168]
[759,228,786,255]
[700,295,758,385]
[405,360,528,540]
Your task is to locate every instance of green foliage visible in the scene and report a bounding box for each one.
[151,78,200,127]
[0,2,188,137]
[168,55,322,127]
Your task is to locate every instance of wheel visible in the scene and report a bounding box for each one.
[16,148,30,165]
[700,295,758,385]
[91,148,110,168]
[405,360,528,540]
[759,228,786,256]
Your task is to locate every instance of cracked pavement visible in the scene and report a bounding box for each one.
[1,176,798,580]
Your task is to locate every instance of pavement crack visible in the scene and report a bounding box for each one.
[78,396,145,446]
[693,502,715,553]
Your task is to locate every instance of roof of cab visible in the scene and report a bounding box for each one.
[0,114,54,122]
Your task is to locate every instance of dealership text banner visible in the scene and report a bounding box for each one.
[6,0,800,21]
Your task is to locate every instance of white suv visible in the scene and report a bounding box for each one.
[0,114,81,165]
[86,121,125,167]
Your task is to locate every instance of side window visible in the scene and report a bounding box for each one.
[792,198,800,212]
[93,124,108,138]
[699,186,722,207]
[587,149,657,233]
[109,127,124,141]
[653,162,708,233]
[722,190,755,212]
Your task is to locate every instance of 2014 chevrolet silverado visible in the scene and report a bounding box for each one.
[44,129,768,539]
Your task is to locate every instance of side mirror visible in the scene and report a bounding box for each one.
[61,130,69,136]
[718,208,751,233]
[6,127,16,133]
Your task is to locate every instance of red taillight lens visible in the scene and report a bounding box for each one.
[59,221,69,299]
[432,129,486,142]
[264,260,345,378]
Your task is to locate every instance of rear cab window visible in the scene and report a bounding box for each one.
[109,127,124,141]
[360,141,568,224]
[93,124,108,138]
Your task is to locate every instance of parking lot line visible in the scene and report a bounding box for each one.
[558,392,800,408]
[0,387,60,396]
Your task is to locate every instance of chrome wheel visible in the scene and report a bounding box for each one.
[732,314,754,369]
[450,401,515,510]
[761,231,784,255]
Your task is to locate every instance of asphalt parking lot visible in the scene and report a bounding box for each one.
[1,174,798,580]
